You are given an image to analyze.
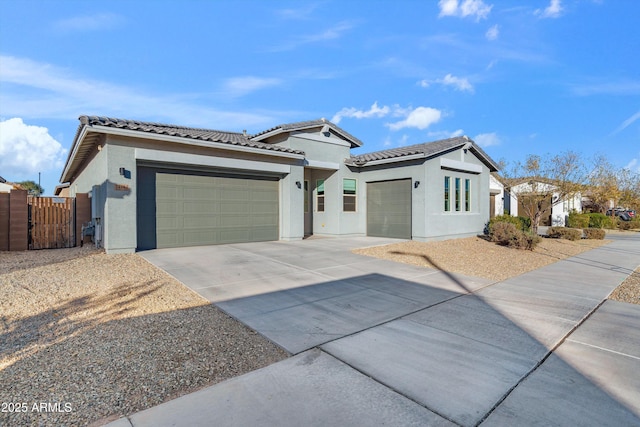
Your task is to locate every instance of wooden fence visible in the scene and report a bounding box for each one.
[29,196,75,249]
[0,190,91,251]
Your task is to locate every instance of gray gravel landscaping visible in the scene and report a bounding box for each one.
[0,247,287,427]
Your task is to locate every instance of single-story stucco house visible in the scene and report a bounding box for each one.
[505,179,582,227]
[59,116,499,253]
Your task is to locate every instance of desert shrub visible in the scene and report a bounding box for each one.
[490,221,540,250]
[488,215,530,234]
[588,213,609,229]
[548,227,582,241]
[618,221,632,230]
[583,228,605,240]
[567,211,589,228]
[521,233,542,250]
[490,221,518,243]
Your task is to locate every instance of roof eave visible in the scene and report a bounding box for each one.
[60,124,90,183]
[61,124,305,183]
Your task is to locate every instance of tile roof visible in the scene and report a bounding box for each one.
[251,119,364,147]
[346,136,499,171]
[79,116,305,155]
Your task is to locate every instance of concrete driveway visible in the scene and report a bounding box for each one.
[130,234,640,426]
[141,237,493,354]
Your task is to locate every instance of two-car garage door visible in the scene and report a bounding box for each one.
[137,167,279,249]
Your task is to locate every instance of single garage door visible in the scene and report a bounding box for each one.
[367,179,411,239]
[137,168,279,249]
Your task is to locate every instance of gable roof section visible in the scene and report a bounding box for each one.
[60,116,305,183]
[346,136,499,171]
[251,119,364,148]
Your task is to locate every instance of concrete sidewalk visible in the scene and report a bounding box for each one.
[110,233,640,426]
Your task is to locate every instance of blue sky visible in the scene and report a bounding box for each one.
[1,0,638,195]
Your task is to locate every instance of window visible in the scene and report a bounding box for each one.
[465,179,471,212]
[444,176,450,211]
[316,179,325,212]
[455,178,461,211]
[304,180,309,213]
[343,178,357,212]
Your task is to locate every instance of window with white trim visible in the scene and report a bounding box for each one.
[455,177,461,211]
[316,179,325,212]
[343,178,357,212]
[444,176,451,211]
[465,178,471,212]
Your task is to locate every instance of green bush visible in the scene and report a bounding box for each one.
[603,216,618,229]
[489,221,540,250]
[517,216,532,231]
[583,228,605,239]
[567,211,589,228]
[588,213,609,229]
[548,227,582,241]
[488,215,530,234]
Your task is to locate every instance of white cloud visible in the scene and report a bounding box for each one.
[332,102,391,124]
[438,0,493,21]
[473,132,501,147]
[268,21,354,51]
[572,80,640,96]
[223,76,283,97]
[535,0,563,18]
[611,110,640,135]
[0,118,67,178]
[486,24,499,40]
[420,74,474,93]
[53,13,123,32]
[0,55,276,130]
[276,4,319,20]
[441,74,474,92]
[427,129,465,139]
[625,157,639,173]
[387,107,442,131]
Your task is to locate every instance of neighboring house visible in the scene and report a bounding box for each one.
[59,116,499,253]
[0,176,23,193]
[54,183,71,197]
[507,179,582,227]
[489,173,505,218]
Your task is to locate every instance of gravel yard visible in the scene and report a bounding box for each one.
[354,234,639,305]
[0,247,287,427]
[353,235,611,282]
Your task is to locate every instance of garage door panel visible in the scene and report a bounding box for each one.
[137,167,279,249]
[367,179,411,239]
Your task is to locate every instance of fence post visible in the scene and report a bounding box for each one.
[0,193,9,251]
[9,189,28,251]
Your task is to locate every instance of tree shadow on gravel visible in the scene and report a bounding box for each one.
[0,280,164,367]
[0,247,103,275]
[0,298,286,427]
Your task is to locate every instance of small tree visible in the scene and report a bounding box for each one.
[585,155,620,214]
[583,155,640,215]
[17,180,44,196]
[618,168,640,212]
[504,151,585,235]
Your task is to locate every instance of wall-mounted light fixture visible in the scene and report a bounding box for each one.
[414,181,420,189]
[119,167,126,176]
[296,181,302,189]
